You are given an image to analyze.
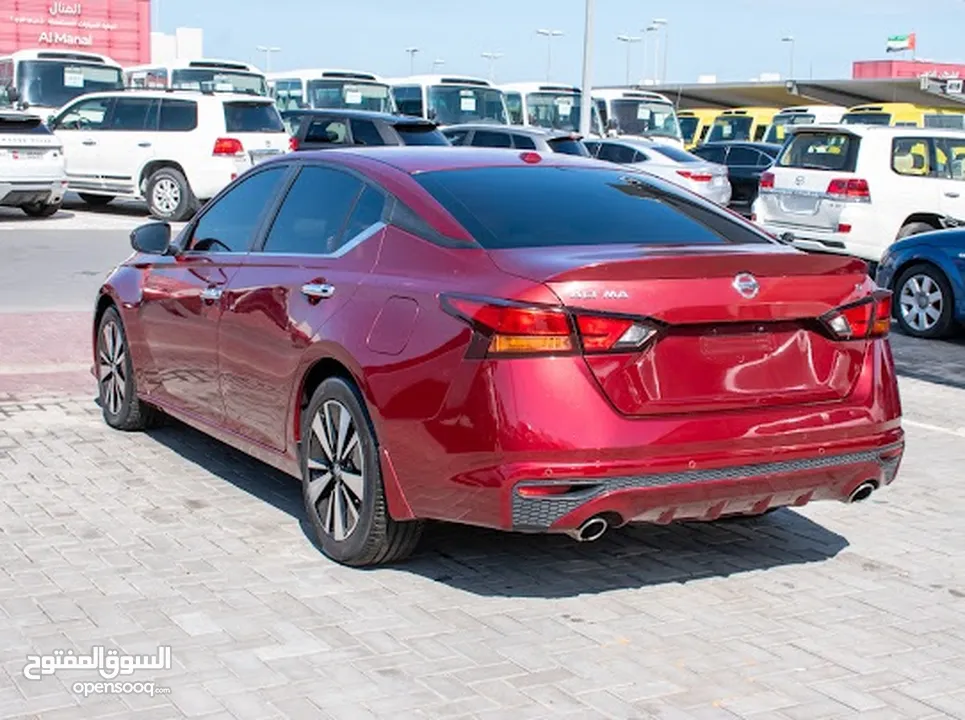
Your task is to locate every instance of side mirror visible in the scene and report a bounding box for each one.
[46,115,55,126]
[130,222,171,254]
[7,86,20,102]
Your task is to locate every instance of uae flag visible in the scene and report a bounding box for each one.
[886,33,916,52]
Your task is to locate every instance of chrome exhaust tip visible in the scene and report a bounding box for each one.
[848,481,877,503]
[567,517,609,542]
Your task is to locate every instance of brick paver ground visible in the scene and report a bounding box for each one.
[0,377,963,719]
[0,312,94,401]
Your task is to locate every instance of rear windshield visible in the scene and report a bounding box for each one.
[0,115,51,134]
[414,166,771,249]
[777,131,858,172]
[649,145,701,163]
[394,123,449,146]
[547,137,589,156]
[223,102,284,132]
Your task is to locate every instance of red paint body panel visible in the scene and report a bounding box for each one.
[96,148,905,537]
[1,0,151,65]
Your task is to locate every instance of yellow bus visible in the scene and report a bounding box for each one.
[841,102,965,128]
[678,109,718,149]
[705,107,779,143]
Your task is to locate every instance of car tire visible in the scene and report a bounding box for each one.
[301,377,424,567]
[896,221,937,240]
[78,193,114,207]
[893,263,955,339]
[96,306,164,431]
[20,201,61,218]
[146,167,198,222]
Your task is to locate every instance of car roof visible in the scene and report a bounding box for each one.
[285,146,605,174]
[697,141,784,151]
[443,123,579,139]
[65,89,272,102]
[281,108,431,124]
[796,123,965,138]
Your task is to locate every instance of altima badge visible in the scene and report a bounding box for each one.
[732,273,760,299]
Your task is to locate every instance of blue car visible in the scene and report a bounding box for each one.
[876,228,965,339]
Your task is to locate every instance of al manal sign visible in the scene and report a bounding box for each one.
[11,2,122,48]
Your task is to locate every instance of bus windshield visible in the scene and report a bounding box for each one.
[608,99,680,139]
[841,112,891,125]
[763,113,816,144]
[306,80,393,111]
[707,116,753,142]
[427,86,507,125]
[524,92,583,132]
[171,69,268,95]
[17,60,123,109]
[678,116,699,144]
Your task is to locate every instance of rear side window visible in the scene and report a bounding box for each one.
[351,119,385,146]
[443,129,469,145]
[223,102,284,132]
[777,131,858,172]
[547,137,589,156]
[159,99,197,131]
[512,134,538,150]
[414,166,771,249]
[395,123,449,146]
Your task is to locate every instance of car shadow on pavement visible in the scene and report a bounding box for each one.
[889,329,965,391]
[146,416,849,598]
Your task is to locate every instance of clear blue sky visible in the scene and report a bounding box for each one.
[155,0,965,84]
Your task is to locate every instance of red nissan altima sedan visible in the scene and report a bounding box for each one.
[92,147,904,566]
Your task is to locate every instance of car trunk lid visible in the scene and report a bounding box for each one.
[489,243,874,416]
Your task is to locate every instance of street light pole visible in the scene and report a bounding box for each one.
[405,47,420,75]
[481,52,503,82]
[651,18,666,84]
[536,29,564,81]
[432,58,445,71]
[255,45,280,72]
[781,36,795,79]
[616,34,641,86]
[579,0,594,138]
[642,25,657,83]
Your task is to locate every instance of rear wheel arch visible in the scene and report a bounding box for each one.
[294,355,369,447]
[896,213,942,239]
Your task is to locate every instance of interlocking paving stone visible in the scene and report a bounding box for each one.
[0,380,963,719]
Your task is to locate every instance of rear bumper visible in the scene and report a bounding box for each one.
[512,437,903,531]
[0,178,68,207]
[752,200,884,261]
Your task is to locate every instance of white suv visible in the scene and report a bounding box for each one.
[49,90,290,221]
[753,124,965,262]
[0,110,68,217]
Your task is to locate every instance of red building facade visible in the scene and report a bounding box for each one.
[1,0,151,65]
[853,59,965,80]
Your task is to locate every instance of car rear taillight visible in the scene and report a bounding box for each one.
[288,136,299,151]
[213,137,244,156]
[826,177,870,202]
[440,294,658,357]
[821,291,891,340]
[677,170,713,182]
[759,171,775,190]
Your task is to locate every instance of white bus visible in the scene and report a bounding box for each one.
[267,69,396,113]
[500,82,604,136]
[592,88,683,147]
[762,105,846,145]
[388,75,508,127]
[124,59,269,96]
[0,49,124,117]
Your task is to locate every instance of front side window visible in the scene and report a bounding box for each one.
[427,86,507,125]
[223,102,284,132]
[262,166,369,255]
[159,99,198,132]
[16,61,123,108]
[189,166,289,253]
[777,131,858,172]
[350,119,385,146]
[414,166,771,249]
[54,96,114,131]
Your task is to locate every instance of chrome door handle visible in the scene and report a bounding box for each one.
[200,287,223,302]
[301,283,335,299]
[81,140,96,146]
[138,141,152,148]
[946,191,960,198]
